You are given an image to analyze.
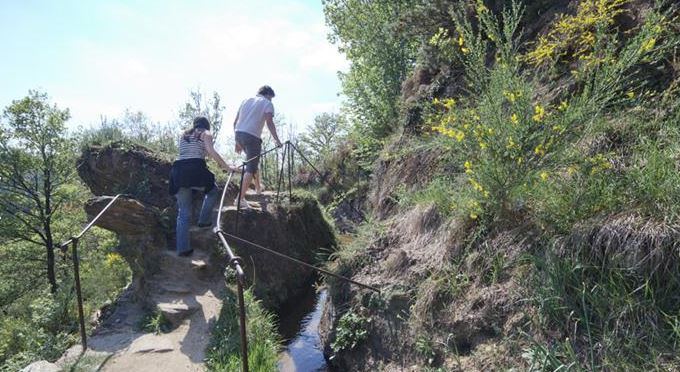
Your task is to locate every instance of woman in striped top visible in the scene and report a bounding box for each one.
[169,116,235,256]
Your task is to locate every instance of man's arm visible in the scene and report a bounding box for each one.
[264,112,282,147]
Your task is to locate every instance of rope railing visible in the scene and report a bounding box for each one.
[58,193,123,351]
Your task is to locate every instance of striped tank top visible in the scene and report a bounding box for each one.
[178,130,207,160]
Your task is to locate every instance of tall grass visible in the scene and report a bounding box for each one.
[205,288,280,372]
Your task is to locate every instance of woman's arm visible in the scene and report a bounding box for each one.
[201,131,235,171]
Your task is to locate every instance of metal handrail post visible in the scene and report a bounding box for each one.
[287,143,292,201]
[276,143,287,204]
[236,274,249,372]
[71,237,87,351]
[235,163,246,234]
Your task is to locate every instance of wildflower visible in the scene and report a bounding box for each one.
[517,157,523,165]
[464,161,473,174]
[567,165,579,176]
[476,0,488,13]
[470,212,478,220]
[641,38,656,53]
[540,171,549,181]
[503,91,517,103]
[510,113,519,125]
[455,131,465,142]
[627,91,635,99]
[532,105,546,122]
[506,137,516,150]
[458,35,464,47]
[479,142,488,150]
[461,47,470,54]
[534,144,545,156]
[105,252,124,267]
[558,101,569,111]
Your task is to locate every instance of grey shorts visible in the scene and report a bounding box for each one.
[235,131,262,173]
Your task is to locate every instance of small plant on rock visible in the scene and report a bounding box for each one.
[331,309,370,353]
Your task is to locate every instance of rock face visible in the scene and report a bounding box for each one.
[78,141,174,208]
[220,193,337,312]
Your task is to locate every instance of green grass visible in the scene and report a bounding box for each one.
[205,288,280,372]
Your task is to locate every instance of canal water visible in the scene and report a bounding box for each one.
[277,289,329,372]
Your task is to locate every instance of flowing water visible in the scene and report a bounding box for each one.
[277,288,329,372]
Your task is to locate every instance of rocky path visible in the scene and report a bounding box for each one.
[49,228,223,372]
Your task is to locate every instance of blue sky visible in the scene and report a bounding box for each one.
[0,0,347,141]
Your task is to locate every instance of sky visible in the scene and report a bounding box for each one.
[0,0,348,141]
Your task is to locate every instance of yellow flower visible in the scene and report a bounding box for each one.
[558,101,569,111]
[534,144,545,156]
[641,38,656,53]
[105,252,124,267]
[532,105,546,122]
[567,165,579,176]
[540,171,549,181]
[503,91,517,103]
[461,47,470,54]
[470,212,478,220]
[479,142,488,150]
[455,131,465,142]
[510,113,519,125]
[458,35,465,47]
[627,91,635,99]
[517,157,523,165]
[476,0,488,13]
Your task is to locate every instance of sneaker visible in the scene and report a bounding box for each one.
[178,249,194,257]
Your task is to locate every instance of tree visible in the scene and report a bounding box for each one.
[178,88,225,140]
[0,91,74,293]
[299,113,347,162]
[323,0,418,139]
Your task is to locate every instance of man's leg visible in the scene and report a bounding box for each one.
[198,186,219,226]
[238,172,254,202]
[253,171,262,194]
[175,187,192,254]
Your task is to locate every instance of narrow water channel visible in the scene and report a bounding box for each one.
[277,289,328,372]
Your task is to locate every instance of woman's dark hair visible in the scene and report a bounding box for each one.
[182,116,211,141]
[257,85,275,97]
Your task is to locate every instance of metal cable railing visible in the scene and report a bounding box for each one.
[58,193,123,351]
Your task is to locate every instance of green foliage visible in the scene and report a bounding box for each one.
[206,289,280,372]
[1,90,75,294]
[298,112,348,164]
[137,310,171,334]
[324,0,419,164]
[331,308,370,353]
[78,110,180,155]
[177,88,225,141]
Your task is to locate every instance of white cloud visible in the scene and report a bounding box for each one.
[12,1,348,133]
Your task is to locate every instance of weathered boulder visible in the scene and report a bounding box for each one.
[78,141,174,208]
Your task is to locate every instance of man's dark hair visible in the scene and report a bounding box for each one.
[257,85,275,97]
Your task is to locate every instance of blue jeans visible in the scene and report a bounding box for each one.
[175,186,218,254]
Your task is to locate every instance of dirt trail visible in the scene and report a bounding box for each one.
[81,234,224,372]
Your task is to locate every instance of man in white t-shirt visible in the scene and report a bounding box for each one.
[233,85,282,207]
